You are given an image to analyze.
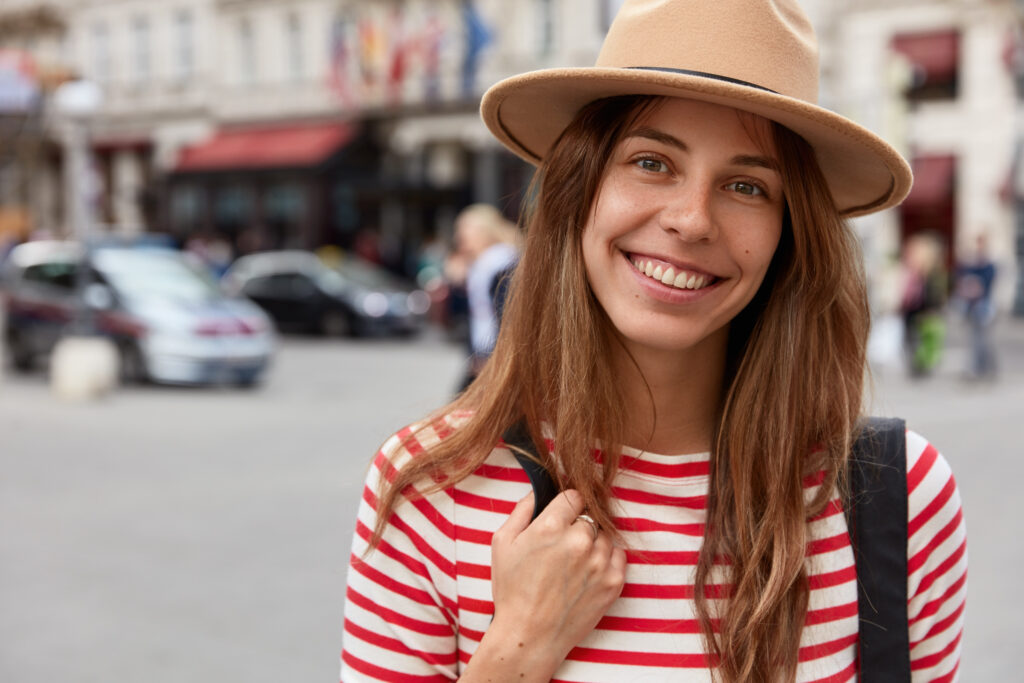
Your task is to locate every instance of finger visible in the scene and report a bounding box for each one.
[592,530,613,556]
[493,491,534,546]
[609,545,628,575]
[542,488,586,525]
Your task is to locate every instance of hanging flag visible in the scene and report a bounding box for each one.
[327,17,354,107]
[386,7,407,103]
[461,0,493,97]
[359,15,385,92]
[419,8,445,102]
[0,49,40,113]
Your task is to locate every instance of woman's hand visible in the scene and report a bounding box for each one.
[462,490,626,681]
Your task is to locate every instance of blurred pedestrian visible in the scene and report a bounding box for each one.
[899,232,948,377]
[448,203,520,390]
[955,232,998,379]
[341,1,966,680]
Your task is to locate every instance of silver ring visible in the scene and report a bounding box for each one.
[574,514,599,540]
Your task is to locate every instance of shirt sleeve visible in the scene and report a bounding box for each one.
[341,427,460,682]
[905,429,967,682]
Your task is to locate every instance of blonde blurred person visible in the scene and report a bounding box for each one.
[449,203,521,389]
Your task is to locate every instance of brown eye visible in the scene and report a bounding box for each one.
[636,158,668,173]
[727,181,764,196]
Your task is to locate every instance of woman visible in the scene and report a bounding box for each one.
[341,1,966,681]
[446,203,521,389]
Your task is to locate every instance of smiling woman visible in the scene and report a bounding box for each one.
[340,1,966,682]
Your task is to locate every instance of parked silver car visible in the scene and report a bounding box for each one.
[2,241,276,386]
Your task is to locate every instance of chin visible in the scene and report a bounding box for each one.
[617,326,717,356]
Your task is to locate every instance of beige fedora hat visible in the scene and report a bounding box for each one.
[480,0,912,217]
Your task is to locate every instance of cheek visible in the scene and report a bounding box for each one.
[580,223,603,289]
[739,219,783,276]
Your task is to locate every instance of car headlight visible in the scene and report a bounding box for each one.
[360,292,389,318]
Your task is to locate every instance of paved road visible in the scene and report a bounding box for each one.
[0,319,1020,682]
[0,334,467,683]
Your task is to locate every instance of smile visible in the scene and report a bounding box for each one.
[629,256,716,291]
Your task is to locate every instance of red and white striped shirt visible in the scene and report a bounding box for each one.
[341,419,966,682]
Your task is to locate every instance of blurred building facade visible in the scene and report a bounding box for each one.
[0,0,1021,310]
[815,0,1022,313]
[0,0,620,275]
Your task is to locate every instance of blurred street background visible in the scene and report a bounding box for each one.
[1,0,1024,681]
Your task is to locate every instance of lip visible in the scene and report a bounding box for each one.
[621,250,724,303]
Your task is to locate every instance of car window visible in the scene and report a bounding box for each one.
[334,257,406,291]
[241,275,276,298]
[285,274,317,298]
[242,272,316,299]
[93,249,222,303]
[22,262,77,290]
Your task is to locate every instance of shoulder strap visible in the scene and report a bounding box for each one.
[505,417,912,680]
[847,416,911,682]
[502,421,558,520]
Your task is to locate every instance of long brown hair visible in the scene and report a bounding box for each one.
[370,96,869,682]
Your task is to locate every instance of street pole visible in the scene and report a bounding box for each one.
[61,109,96,333]
[1014,2,1024,316]
[49,79,118,400]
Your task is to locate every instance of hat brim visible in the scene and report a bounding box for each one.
[480,67,912,218]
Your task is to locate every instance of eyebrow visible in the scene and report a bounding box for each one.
[623,126,780,171]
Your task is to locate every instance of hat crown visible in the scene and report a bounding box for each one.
[597,0,819,103]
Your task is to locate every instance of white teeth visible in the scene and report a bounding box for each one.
[630,256,712,291]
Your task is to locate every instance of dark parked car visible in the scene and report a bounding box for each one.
[2,240,276,386]
[222,250,430,337]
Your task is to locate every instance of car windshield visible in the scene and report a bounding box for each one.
[333,258,404,290]
[94,249,223,303]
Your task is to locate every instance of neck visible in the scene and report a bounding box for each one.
[612,330,728,455]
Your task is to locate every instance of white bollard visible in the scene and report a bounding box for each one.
[50,336,119,401]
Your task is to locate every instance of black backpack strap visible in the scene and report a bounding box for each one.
[502,420,558,520]
[847,416,911,682]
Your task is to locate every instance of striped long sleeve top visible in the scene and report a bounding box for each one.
[341,419,966,682]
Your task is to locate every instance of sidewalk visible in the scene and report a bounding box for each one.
[869,310,1024,384]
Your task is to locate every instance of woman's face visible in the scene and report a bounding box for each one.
[581,97,785,359]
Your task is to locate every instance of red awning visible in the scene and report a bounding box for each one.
[892,31,959,84]
[175,122,354,172]
[903,155,955,209]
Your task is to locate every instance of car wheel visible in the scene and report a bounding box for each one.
[7,330,34,372]
[118,342,148,385]
[319,310,352,338]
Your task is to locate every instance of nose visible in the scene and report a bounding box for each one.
[658,180,718,243]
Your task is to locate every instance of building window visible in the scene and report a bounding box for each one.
[891,30,959,102]
[238,17,257,84]
[286,12,304,82]
[900,154,956,268]
[536,0,554,57]
[214,185,252,230]
[92,21,110,82]
[174,9,195,79]
[131,16,151,84]
[170,184,203,232]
